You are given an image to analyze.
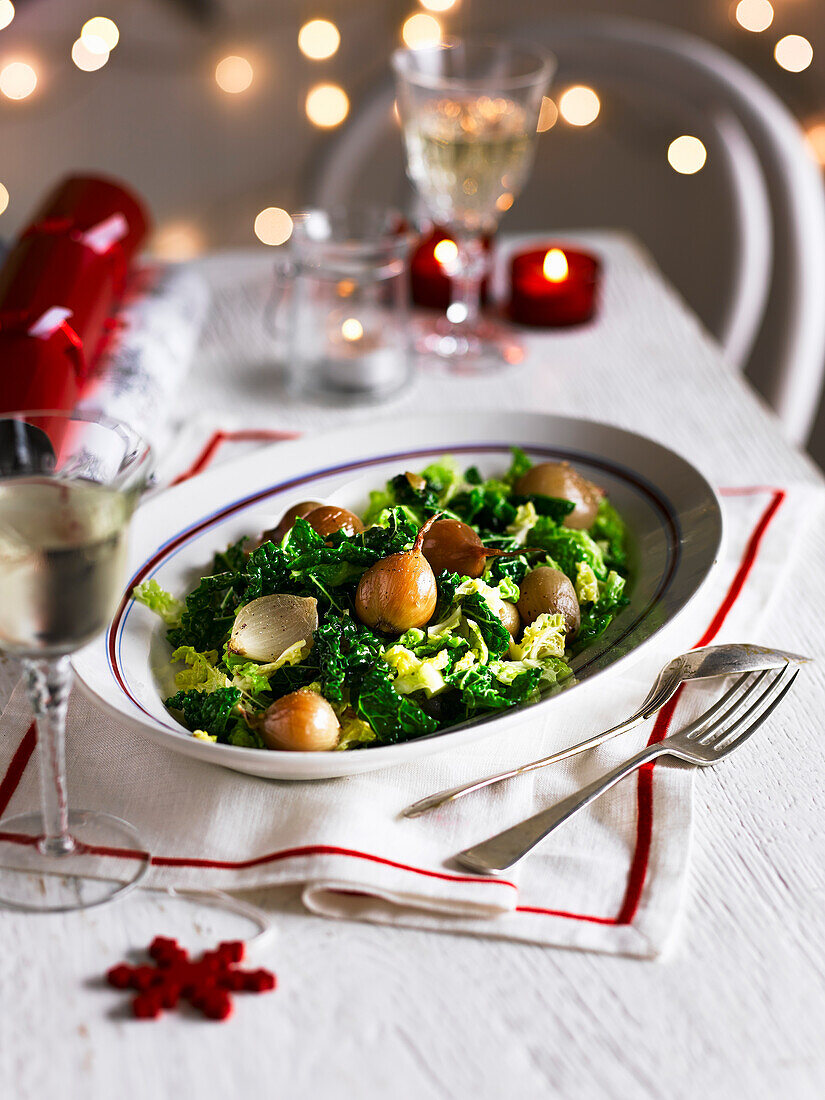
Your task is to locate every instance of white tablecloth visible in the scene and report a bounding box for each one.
[2,233,824,1100]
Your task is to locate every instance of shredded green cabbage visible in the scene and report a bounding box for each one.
[133,579,184,627]
[170,647,229,693]
[576,562,600,604]
[509,613,567,662]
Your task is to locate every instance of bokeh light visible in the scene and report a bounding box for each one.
[420,0,456,10]
[0,182,8,215]
[72,37,109,72]
[0,61,37,100]
[305,82,349,127]
[805,122,825,166]
[774,34,813,73]
[402,13,441,50]
[734,0,773,33]
[81,16,119,51]
[0,2,14,32]
[433,238,458,266]
[341,318,364,342]
[537,96,558,132]
[151,222,205,261]
[667,135,707,175]
[543,249,569,282]
[254,207,293,246]
[215,55,254,94]
[558,86,600,127]
[79,33,108,56]
[496,192,514,212]
[298,19,340,60]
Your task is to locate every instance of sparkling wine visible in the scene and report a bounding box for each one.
[0,477,131,655]
[403,96,534,232]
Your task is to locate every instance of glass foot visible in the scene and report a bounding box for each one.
[0,809,151,913]
[414,315,525,374]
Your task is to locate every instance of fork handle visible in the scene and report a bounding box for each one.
[403,674,682,819]
[455,742,669,875]
[402,712,648,818]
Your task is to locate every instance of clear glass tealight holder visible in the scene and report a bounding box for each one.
[272,208,413,404]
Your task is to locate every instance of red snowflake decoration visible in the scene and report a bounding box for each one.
[106,936,276,1020]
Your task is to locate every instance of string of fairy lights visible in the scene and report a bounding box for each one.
[0,1,821,253]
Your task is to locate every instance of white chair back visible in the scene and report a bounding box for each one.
[307,18,825,446]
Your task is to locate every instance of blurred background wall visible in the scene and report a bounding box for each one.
[1,0,824,461]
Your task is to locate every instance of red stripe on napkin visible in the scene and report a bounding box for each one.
[514,905,618,926]
[152,843,518,889]
[694,489,785,649]
[169,429,301,486]
[614,487,785,926]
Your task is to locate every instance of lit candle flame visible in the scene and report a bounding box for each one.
[433,238,458,267]
[341,318,364,342]
[543,249,568,283]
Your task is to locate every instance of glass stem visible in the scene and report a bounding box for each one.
[23,656,74,857]
[450,234,487,329]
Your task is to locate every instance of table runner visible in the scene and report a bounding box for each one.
[0,429,817,956]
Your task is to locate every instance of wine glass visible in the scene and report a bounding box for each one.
[0,410,152,912]
[393,38,554,371]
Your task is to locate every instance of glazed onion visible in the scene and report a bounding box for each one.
[515,462,604,530]
[421,518,526,579]
[262,500,323,544]
[228,594,318,662]
[252,690,340,751]
[355,513,440,633]
[517,566,580,638]
[404,470,427,492]
[304,505,364,539]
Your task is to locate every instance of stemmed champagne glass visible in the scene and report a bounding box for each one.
[393,38,554,371]
[0,410,152,912]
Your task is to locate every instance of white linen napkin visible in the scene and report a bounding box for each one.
[0,454,817,957]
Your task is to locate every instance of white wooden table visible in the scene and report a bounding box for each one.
[2,233,825,1100]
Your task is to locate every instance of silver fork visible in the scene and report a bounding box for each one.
[454,666,799,875]
[403,644,810,819]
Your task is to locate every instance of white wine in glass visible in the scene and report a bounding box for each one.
[393,39,554,371]
[0,412,152,913]
[403,96,534,235]
[0,478,131,656]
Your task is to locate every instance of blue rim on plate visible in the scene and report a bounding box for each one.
[72,413,723,780]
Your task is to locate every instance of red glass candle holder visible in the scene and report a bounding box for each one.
[508,246,600,327]
[410,227,492,310]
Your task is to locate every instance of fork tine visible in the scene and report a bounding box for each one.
[681,673,761,740]
[687,670,780,743]
[711,669,799,756]
[700,667,789,746]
